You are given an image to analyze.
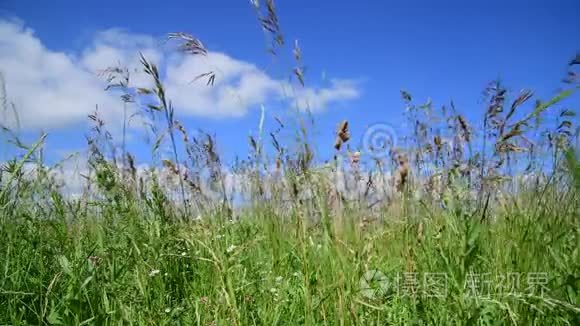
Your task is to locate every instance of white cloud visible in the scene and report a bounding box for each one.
[165,52,281,117]
[0,20,120,130]
[292,79,360,112]
[80,28,161,90]
[0,19,360,131]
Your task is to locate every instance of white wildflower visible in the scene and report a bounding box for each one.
[226,245,237,253]
[149,269,160,277]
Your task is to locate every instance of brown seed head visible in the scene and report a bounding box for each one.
[434,135,442,150]
[162,159,179,175]
[457,115,471,142]
[334,120,350,150]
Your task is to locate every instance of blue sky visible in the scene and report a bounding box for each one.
[1,0,578,166]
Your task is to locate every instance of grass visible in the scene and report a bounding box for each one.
[1,1,580,324]
[0,176,578,325]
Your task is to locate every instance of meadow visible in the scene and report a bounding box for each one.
[1,2,579,325]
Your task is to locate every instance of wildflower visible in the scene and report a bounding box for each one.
[164,308,171,313]
[226,245,237,253]
[181,252,187,257]
[270,287,277,294]
[275,276,283,283]
[149,269,160,277]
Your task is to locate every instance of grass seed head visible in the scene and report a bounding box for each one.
[334,120,350,150]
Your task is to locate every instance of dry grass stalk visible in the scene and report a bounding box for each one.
[168,32,215,87]
[191,71,216,86]
[167,32,208,56]
[496,142,527,153]
[293,39,302,61]
[401,90,412,103]
[457,115,471,142]
[294,67,305,87]
[506,89,533,123]
[252,0,284,55]
[499,124,523,143]
[174,120,189,143]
